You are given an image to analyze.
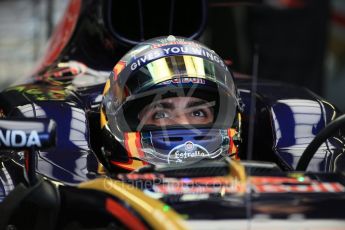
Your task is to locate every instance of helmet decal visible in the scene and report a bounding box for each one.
[110,132,147,170]
[167,141,211,164]
[127,43,227,73]
[113,60,126,81]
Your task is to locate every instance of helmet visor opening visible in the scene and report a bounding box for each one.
[106,55,238,133]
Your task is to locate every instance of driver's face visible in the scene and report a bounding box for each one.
[138,97,214,126]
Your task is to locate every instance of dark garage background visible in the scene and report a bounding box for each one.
[0,0,344,111]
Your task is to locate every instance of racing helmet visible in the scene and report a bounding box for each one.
[100,36,242,171]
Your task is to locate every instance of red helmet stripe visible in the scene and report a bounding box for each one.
[124,132,133,163]
[111,132,147,170]
[113,60,126,81]
[228,128,239,160]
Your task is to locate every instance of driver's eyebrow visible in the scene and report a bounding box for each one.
[187,100,215,108]
[151,102,175,110]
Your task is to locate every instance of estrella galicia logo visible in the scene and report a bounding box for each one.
[167,141,210,164]
[185,141,194,151]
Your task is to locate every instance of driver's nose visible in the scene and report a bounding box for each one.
[173,114,190,125]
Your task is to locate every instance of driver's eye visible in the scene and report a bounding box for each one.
[191,110,206,117]
[153,111,169,120]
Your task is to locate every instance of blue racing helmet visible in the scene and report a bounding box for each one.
[101,36,241,171]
